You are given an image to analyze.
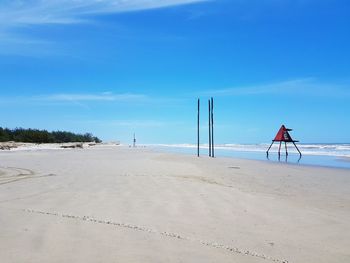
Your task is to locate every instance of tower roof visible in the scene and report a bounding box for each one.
[273,125,298,142]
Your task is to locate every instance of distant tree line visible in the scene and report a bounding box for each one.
[0,127,102,143]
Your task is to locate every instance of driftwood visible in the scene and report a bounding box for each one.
[0,142,19,150]
[60,143,83,149]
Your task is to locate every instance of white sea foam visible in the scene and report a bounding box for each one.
[150,143,350,158]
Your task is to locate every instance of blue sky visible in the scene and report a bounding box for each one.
[0,0,349,144]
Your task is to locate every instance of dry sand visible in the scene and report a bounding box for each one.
[0,146,349,263]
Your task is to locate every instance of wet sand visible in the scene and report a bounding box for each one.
[0,146,349,262]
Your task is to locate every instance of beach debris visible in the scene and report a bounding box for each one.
[228,166,240,169]
[0,142,19,150]
[60,143,83,149]
[0,145,13,150]
[266,125,302,157]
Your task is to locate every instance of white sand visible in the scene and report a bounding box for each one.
[0,146,349,262]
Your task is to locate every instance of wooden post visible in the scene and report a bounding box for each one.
[211,97,214,158]
[208,99,212,157]
[197,99,200,157]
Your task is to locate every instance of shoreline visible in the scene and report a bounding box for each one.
[148,145,350,170]
[2,141,350,170]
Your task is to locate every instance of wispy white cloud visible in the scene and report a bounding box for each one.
[0,92,150,107]
[0,0,207,27]
[0,0,207,55]
[202,78,350,97]
[35,92,148,102]
[0,91,188,108]
[83,119,185,128]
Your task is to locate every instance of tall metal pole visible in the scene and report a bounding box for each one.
[208,99,212,157]
[197,98,200,157]
[211,97,214,158]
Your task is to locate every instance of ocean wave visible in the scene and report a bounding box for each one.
[149,143,350,158]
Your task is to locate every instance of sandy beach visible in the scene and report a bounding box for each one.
[0,146,349,263]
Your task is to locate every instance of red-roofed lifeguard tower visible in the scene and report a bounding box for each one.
[266,125,302,156]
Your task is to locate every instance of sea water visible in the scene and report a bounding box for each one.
[149,143,350,169]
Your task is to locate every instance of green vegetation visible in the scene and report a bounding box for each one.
[0,127,101,143]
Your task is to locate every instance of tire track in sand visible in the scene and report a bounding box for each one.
[0,166,57,185]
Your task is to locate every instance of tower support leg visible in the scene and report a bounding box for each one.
[278,141,282,156]
[292,141,302,156]
[266,141,274,155]
[285,142,288,156]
